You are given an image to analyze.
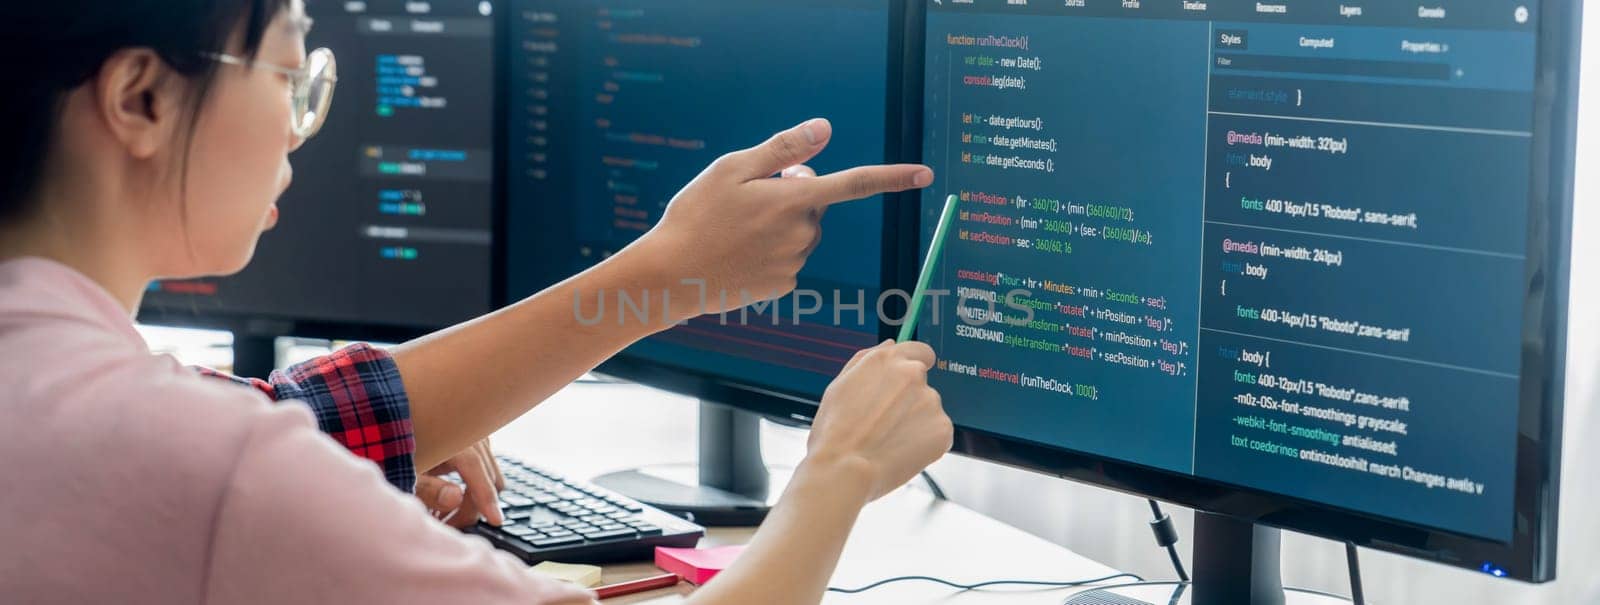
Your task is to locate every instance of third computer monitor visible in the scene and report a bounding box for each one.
[141,0,500,334]
[916,0,1570,581]
[505,0,904,403]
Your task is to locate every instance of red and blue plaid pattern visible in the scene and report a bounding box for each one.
[194,343,417,493]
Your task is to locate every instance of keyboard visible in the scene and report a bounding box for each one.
[461,455,705,564]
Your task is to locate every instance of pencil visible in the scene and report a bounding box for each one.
[594,573,681,600]
[899,194,960,343]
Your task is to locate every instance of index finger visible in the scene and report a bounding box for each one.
[477,440,505,490]
[453,451,505,526]
[802,164,935,207]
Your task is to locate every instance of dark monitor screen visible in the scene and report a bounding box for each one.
[141,0,499,333]
[917,0,1574,580]
[506,0,901,402]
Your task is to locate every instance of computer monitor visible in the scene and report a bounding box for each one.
[139,0,502,374]
[503,0,909,523]
[913,0,1578,593]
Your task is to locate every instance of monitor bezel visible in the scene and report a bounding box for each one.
[904,0,1580,584]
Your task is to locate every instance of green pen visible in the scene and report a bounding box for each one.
[899,194,961,343]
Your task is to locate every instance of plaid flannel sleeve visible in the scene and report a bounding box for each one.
[194,343,417,493]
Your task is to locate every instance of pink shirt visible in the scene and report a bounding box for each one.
[0,258,596,604]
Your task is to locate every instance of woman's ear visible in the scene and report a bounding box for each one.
[94,48,186,160]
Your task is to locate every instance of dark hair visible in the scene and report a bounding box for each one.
[0,0,291,223]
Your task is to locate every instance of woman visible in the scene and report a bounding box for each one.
[0,0,954,603]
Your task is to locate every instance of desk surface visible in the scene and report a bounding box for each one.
[603,487,1142,604]
[493,381,1344,605]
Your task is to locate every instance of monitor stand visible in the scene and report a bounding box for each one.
[1068,512,1336,605]
[232,333,279,380]
[592,401,785,527]
[1187,512,1286,605]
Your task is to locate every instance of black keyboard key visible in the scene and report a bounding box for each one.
[579,529,637,542]
[631,524,663,536]
[505,539,540,557]
[532,535,584,548]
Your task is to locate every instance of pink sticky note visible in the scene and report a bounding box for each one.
[654,545,746,585]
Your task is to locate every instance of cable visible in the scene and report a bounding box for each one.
[1288,586,1357,602]
[921,470,948,500]
[1346,541,1366,605]
[828,503,1357,602]
[1146,499,1190,583]
[1060,581,1190,603]
[1165,582,1188,605]
[1162,545,1190,584]
[827,572,1143,595]
[1060,582,1356,604]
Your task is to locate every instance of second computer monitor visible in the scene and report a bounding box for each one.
[916,0,1570,582]
[141,0,500,334]
[505,0,905,403]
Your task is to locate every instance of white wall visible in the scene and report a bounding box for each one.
[916,13,1599,604]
